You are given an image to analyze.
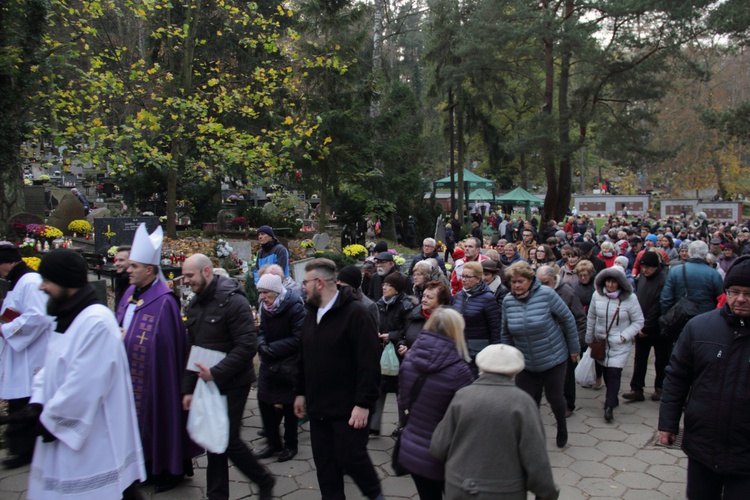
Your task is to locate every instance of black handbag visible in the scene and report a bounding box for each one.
[659,264,701,339]
[391,373,427,477]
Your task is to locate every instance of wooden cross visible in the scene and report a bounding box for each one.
[137,331,149,344]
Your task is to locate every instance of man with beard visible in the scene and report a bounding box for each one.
[113,245,131,309]
[367,252,406,301]
[253,225,289,284]
[115,224,199,492]
[295,258,382,500]
[182,253,275,500]
[0,249,145,499]
[0,244,50,469]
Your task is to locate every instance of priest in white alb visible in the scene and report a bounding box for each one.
[0,249,146,499]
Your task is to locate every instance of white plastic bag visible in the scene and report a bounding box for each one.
[187,379,229,453]
[380,342,400,376]
[574,349,597,387]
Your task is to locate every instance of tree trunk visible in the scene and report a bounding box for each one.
[370,0,384,120]
[554,0,575,222]
[541,26,557,223]
[457,107,465,223]
[0,145,24,232]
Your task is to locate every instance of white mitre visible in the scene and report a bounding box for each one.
[129,223,165,280]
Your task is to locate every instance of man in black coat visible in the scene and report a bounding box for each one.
[182,254,275,500]
[408,237,447,276]
[295,259,383,500]
[623,251,669,402]
[659,256,750,498]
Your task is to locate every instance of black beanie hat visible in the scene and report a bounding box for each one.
[337,265,362,290]
[38,249,89,288]
[640,250,661,268]
[724,255,750,290]
[384,272,409,294]
[0,244,22,264]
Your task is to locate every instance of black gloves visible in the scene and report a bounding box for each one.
[0,403,42,425]
[0,404,57,443]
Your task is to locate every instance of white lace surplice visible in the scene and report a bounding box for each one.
[29,304,146,500]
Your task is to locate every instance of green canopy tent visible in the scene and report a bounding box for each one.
[496,187,545,220]
[432,169,496,219]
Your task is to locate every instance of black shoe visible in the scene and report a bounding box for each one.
[556,430,568,448]
[255,445,281,459]
[277,448,298,462]
[153,474,183,493]
[258,477,276,500]
[257,428,267,437]
[604,406,614,422]
[2,454,32,469]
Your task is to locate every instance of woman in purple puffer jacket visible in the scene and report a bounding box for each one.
[396,308,474,498]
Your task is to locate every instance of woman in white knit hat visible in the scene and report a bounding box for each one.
[255,273,306,462]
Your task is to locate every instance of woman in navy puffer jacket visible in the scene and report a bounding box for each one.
[396,308,474,499]
[501,261,580,449]
[451,261,502,376]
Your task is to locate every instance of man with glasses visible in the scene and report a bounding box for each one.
[295,259,383,500]
[659,256,750,498]
[367,252,407,301]
[516,228,538,261]
[408,237,447,276]
[450,237,488,295]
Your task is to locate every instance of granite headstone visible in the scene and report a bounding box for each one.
[93,217,160,255]
[47,193,85,235]
[23,186,47,218]
[312,233,330,251]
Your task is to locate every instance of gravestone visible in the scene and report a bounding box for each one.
[93,217,160,255]
[434,215,446,245]
[7,212,43,239]
[232,240,253,264]
[217,209,238,230]
[23,186,47,218]
[47,193,85,235]
[312,233,330,251]
[86,207,111,226]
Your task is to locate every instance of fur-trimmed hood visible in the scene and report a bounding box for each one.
[594,266,633,299]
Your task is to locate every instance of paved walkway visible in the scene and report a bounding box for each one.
[0,357,686,499]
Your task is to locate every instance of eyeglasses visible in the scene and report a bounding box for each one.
[461,274,478,280]
[302,277,334,286]
[725,289,750,299]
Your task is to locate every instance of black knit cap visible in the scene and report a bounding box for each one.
[640,251,660,268]
[0,244,22,264]
[383,272,408,294]
[337,265,362,289]
[724,255,750,290]
[38,249,89,288]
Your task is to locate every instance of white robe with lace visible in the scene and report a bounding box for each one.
[29,304,146,499]
[0,272,50,399]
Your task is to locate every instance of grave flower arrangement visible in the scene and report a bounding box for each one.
[68,220,92,235]
[22,257,41,270]
[300,239,314,249]
[343,244,367,259]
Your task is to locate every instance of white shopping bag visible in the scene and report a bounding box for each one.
[574,349,597,387]
[187,379,229,453]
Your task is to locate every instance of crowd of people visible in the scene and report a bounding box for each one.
[1,210,750,499]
